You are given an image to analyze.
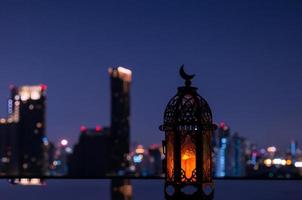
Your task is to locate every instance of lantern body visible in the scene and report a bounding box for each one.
[161,85,215,200]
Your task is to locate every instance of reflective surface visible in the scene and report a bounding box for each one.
[1,180,302,200]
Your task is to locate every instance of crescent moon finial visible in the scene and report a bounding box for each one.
[179,65,195,87]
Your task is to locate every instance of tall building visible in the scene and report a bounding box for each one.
[290,140,298,161]
[228,133,246,176]
[0,85,49,176]
[14,85,48,176]
[108,67,132,171]
[213,123,247,177]
[109,67,132,200]
[214,122,231,177]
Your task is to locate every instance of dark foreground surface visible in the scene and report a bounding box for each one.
[0,180,301,200]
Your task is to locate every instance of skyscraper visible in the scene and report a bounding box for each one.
[290,140,298,161]
[228,133,246,177]
[109,67,132,200]
[10,85,48,176]
[215,122,231,177]
[108,66,132,171]
[0,85,49,176]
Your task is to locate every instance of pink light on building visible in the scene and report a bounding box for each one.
[80,125,87,132]
[95,125,103,132]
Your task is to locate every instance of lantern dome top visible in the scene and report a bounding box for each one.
[160,66,214,131]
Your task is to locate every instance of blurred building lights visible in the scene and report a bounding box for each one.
[8,99,13,114]
[219,122,225,128]
[253,164,259,171]
[267,146,277,153]
[264,159,272,167]
[129,165,136,171]
[30,90,41,100]
[7,118,13,123]
[216,137,227,177]
[108,66,132,82]
[29,178,42,185]
[40,84,47,91]
[251,152,257,165]
[272,158,284,165]
[135,145,145,154]
[60,139,68,146]
[117,67,132,82]
[117,66,132,75]
[133,154,143,163]
[80,125,87,132]
[286,160,292,166]
[1,157,10,163]
[65,147,73,153]
[20,91,30,101]
[19,86,44,101]
[260,148,266,154]
[95,125,102,132]
[42,137,49,146]
[53,160,62,166]
[36,122,43,128]
[10,178,45,186]
[223,125,229,131]
[22,163,28,169]
[14,95,20,101]
[281,159,286,166]
[294,162,302,168]
[0,118,6,124]
[29,104,34,110]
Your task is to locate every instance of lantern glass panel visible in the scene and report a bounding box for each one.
[166,131,174,181]
[181,133,196,182]
[202,130,212,182]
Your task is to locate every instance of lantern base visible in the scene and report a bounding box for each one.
[164,182,214,200]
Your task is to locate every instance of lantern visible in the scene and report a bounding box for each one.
[160,66,216,200]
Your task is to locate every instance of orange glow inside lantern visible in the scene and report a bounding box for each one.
[181,135,196,182]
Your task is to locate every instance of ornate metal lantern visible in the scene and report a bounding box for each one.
[160,66,216,200]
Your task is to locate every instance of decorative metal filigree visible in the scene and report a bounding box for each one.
[181,169,197,183]
[163,88,213,130]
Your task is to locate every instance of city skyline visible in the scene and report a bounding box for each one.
[0,66,300,154]
[0,65,301,152]
[1,68,300,179]
[0,1,302,152]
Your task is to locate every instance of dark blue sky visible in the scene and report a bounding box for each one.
[0,0,301,151]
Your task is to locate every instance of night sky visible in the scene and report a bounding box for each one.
[0,0,301,152]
